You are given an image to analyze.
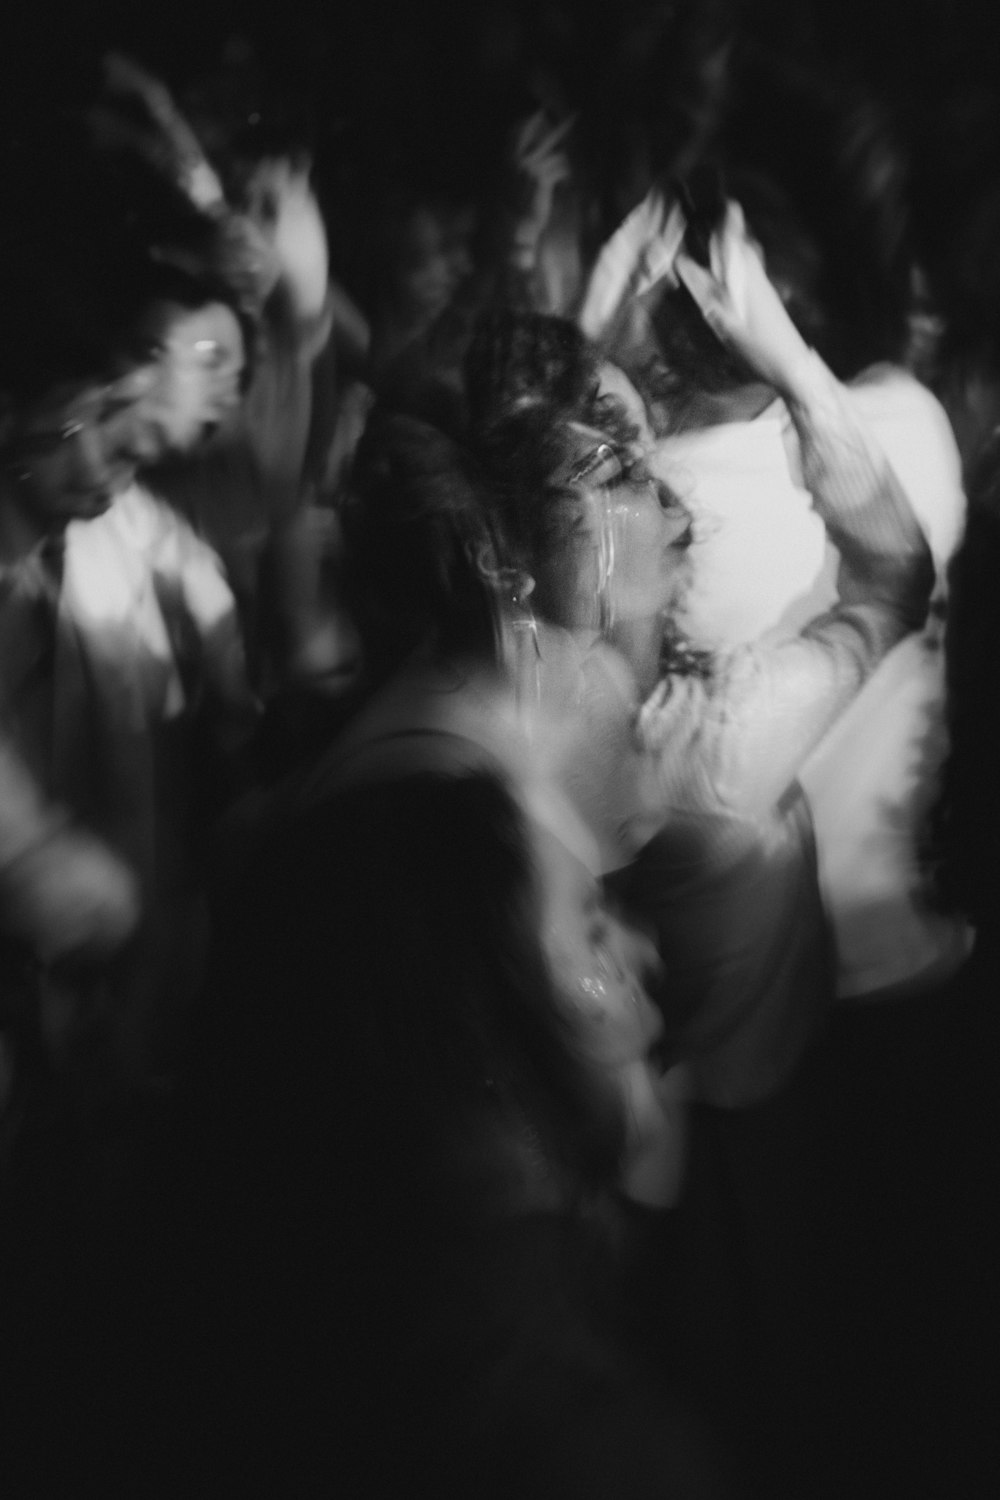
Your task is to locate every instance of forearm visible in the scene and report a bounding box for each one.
[783,351,934,622]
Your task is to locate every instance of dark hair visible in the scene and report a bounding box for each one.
[0,118,249,411]
[924,440,1000,921]
[936,185,1000,386]
[194,766,630,1484]
[212,769,625,1212]
[465,308,601,435]
[712,49,914,379]
[649,166,831,403]
[465,311,639,566]
[341,409,501,679]
[464,310,713,677]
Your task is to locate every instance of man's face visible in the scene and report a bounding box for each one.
[6,378,146,527]
[124,300,247,466]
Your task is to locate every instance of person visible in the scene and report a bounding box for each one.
[160,410,726,1495]
[589,159,969,958]
[585,157,970,1009]
[468,221,934,1100]
[0,118,257,1123]
[89,54,344,695]
[277,409,689,1209]
[461,218,934,1493]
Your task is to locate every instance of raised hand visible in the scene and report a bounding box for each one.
[578,190,684,341]
[509,110,575,257]
[91,52,226,215]
[242,156,329,322]
[673,201,815,396]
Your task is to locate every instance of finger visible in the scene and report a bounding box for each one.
[638,203,687,293]
[535,113,576,154]
[659,201,686,261]
[707,223,727,285]
[522,141,572,178]
[674,252,715,308]
[514,111,546,156]
[675,253,730,338]
[521,116,575,168]
[724,199,747,241]
[104,53,175,128]
[534,155,571,188]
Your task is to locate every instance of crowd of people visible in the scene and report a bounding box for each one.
[0,8,997,1496]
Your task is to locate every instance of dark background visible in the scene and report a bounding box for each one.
[4,1,999,322]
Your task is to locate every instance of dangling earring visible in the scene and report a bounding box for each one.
[469,541,543,720]
[507,570,543,733]
[596,493,617,635]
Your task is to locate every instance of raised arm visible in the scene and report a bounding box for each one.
[639,206,933,816]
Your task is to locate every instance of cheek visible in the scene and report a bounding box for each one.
[22,455,70,509]
[149,366,208,428]
[609,505,670,609]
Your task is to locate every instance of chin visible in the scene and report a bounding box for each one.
[73,492,116,520]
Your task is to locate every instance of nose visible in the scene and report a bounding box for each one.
[654,476,692,540]
[660,491,694,549]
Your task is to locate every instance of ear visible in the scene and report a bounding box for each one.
[470,542,536,606]
[469,538,501,584]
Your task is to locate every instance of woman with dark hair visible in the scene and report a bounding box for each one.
[289,407,686,1205]
[169,408,724,1494]
[461,226,935,1493]
[466,215,933,1109]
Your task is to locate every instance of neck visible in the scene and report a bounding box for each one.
[606,615,664,700]
[0,478,57,564]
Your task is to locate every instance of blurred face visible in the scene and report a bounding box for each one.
[123,300,246,466]
[395,204,475,324]
[5,376,148,527]
[539,422,692,631]
[531,817,663,1067]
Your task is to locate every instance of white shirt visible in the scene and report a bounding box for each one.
[653,365,971,998]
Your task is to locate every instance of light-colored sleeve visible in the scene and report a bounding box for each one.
[639,353,934,817]
[144,498,260,741]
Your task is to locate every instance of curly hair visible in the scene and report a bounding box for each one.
[464,310,641,570]
[465,308,602,434]
[0,114,254,411]
[342,409,503,680]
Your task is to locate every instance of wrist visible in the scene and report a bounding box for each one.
[779,347,831,408]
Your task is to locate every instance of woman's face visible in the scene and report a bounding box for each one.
[539,421,692,631]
